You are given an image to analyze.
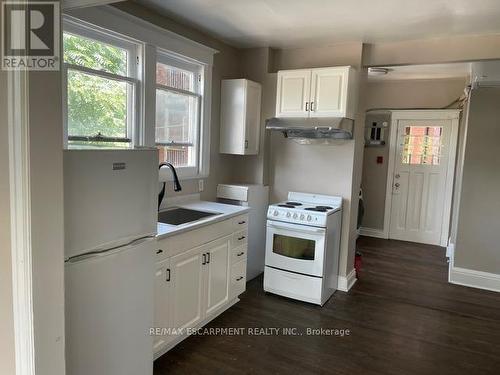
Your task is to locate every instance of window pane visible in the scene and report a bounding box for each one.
[67,69,130,138]
[156,62,194,92]
[64,32,127,75]
[402,126,442,165]
[156,89,198,144]
[157,145,194,168]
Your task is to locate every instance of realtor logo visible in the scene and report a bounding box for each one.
[2,1,60,70]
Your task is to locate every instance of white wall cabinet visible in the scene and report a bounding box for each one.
[153,214,248,358]
[276,66,356,119]
[220,79,262,155]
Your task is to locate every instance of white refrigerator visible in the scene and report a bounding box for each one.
[64,149,158,375]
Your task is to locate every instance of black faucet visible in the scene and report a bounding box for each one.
[158,162,182,210]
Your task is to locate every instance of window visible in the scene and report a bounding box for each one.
[63,21,139,148]
[402,126,443,165]
[155,52,203,172]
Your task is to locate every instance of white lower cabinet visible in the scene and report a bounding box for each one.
[205,239,230,315]
[170,247,205,331]
[153,258,171,352]
[154,216,248,357]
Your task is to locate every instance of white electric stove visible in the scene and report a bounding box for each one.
[264,192,342,305]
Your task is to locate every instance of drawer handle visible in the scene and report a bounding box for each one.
[237,251,245,257]
[238,236,246,241]
[166,268,171,282]
[238,220,246,225]
[156,249,163,254]
[236,276,244,281]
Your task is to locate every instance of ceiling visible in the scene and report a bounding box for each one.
[135,0,500,48]
[368,63,472,82]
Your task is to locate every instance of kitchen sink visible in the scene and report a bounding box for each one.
[158,207,220,226]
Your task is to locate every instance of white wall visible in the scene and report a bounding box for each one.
[454,87,500,274]
[28,69,66,374]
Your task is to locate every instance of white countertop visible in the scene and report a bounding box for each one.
[156,200,250,240]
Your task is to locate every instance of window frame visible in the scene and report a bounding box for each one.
[155,50,203,177]
[62,18,141,148]
[62,6,217,180]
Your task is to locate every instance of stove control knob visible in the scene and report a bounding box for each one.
[300,214,305,220]
[307,215,312,221]
[273,210,279,216]
[293,213,298,219]
[286,212,291,218]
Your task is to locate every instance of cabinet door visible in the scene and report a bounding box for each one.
[310,67,349,117]
[276,70,311,117]
[153,258,171,353]
[169,248,205,331]
[205,239,231,315]
[244,81,262,155]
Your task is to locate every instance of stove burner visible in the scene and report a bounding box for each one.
[305,207,328,212]
[278,204,295,208]
[316,206,333,210]
[286,201,303,206]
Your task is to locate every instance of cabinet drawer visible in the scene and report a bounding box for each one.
[233,214,249,230]
[230,260,247,298]
[232,229,248,247]
[231,244,247,264]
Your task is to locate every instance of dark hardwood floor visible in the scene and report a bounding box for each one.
[154,237,500,374]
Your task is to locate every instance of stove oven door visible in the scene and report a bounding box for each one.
[265,220,326,277]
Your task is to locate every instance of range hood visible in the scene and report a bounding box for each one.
[266,117,354,144]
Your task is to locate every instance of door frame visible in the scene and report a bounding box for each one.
[382,110,460,247]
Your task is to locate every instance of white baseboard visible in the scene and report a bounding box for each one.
[449,265,500,293]
[337,269,357,292]
[359,227,387,239]
[448,243,500,293]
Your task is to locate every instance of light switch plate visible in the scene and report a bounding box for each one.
[198,179,204,192]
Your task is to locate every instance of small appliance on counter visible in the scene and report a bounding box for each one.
[264,192,342,305]
[217,183,269,280]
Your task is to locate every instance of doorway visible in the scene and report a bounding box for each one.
[385,110,460,246]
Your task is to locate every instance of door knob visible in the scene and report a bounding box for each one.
[395,183,400,188]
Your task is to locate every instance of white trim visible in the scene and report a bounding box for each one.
[383,110,460,246]
[7,67,35,374]
[65,5,217,65]
[337,269,357,292]
[359,227,387,239]
[449,253,500,293]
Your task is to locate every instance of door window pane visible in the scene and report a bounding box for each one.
[402,126,442,165]
[64,33,127,75]
[67,69,130,139]
[272,234,315,260]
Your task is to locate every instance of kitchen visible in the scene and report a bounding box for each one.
[2,1,500,375]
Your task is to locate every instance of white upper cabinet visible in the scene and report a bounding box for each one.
[276,69,311,117]
[276,66,356,119]
[220,79,262,155]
